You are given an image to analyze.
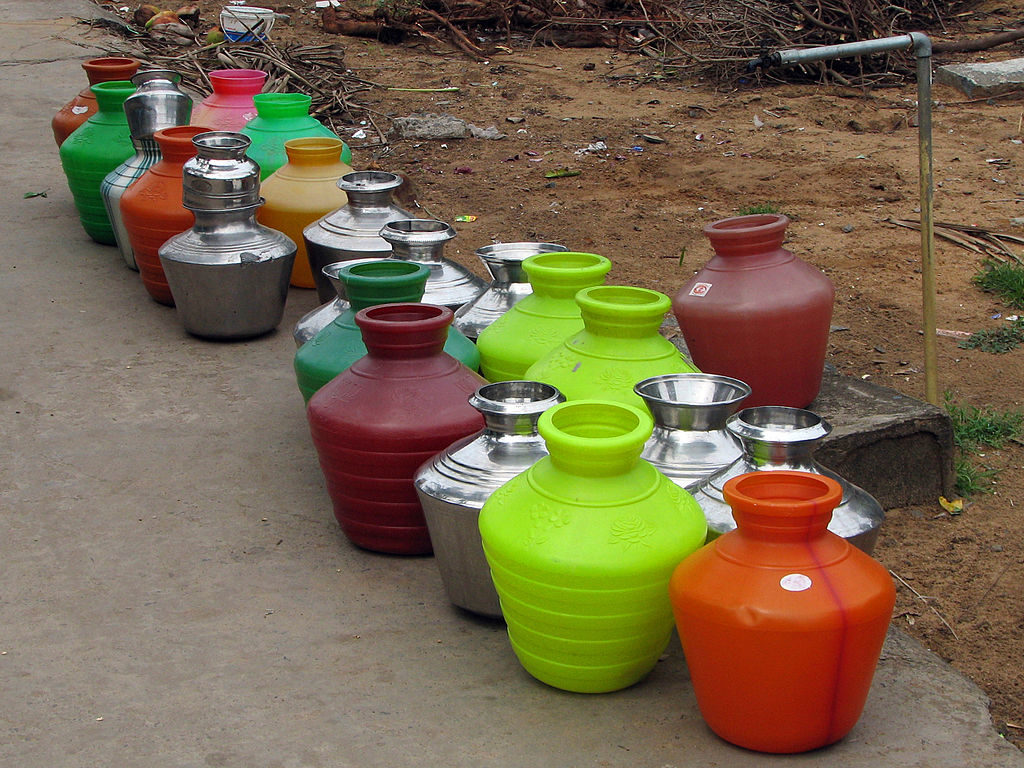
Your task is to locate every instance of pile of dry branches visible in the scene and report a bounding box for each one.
[324,0,982,81]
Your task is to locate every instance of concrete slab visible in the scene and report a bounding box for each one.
[935,58,1024,99]
[0,3,1020,766]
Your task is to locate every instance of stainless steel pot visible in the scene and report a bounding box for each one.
[303,171,414,302]
[102,68,192,270]
[634,373,751,490]
[452,242,568,341]
[690,405,885,554]
[159,132,295,339]
[414,380,564,617]
[380,219,486,311]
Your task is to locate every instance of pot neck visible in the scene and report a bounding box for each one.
[380,220,456,264]
[154,126,210,164]
[538,400,652,477]
[91,81,136,115]
[283,138,345,167]
[208,69,267,96]
[339,171,404,209]
[355,303,454,359]
[576,285,670,338]
[523,251,611,299]
[190,206,261,230]
[722,471,842,543]
[727,406,831,465]
[471,381,564,435]
[253,92,312,120]
[703,213,794,268]
[83,57,140,85]
[339,260,429,311]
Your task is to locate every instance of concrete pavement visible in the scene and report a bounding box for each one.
[1,2,1021,765]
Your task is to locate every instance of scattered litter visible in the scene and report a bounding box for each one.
[574,141,607,156]
[992,312,1002,319]
[842,225,854,233]
[986,158,1011,167]
[641,134,665,144]
[524,150,539,157]
[694,133,704,141]
[939,496,964,515]
[315,1,341,7]
[936,328,972,339]
[752,115,764,129]
[631,146,644,152]
[454,166,474,174]
[351,129,367,139]
[454,215,477,222]
[502,155,519,162]
[528,158,543,162]
[544,168,581,179]
[23,189,48,199]
[506,116,525,124]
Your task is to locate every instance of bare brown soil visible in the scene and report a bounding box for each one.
[123,0,1024,746]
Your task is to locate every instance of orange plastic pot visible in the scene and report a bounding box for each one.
[52,56,140,147]
[669,470,895,753]
[120,125,210,306]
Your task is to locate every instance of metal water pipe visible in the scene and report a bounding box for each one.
[749,34,938,405]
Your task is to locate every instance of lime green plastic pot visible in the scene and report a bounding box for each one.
[525,285,699,407]
[476,252,611,382]
[478,399,707,693]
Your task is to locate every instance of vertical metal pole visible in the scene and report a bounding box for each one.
[757,34,939,405]
[911,33,940,405]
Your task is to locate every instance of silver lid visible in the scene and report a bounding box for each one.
[182,132,262,211]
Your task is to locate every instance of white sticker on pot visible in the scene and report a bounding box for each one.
[689,282,712,297]
[72,106,89,114]
[780,573,812,592]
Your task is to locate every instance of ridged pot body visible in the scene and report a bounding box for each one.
[452,242,568,340]
[120,126,209,306]
[691,406,885,554]
[257,137,352,289]
[307,304,487,555]
[479,400,707,692]
[303,171,414,302]
[52,57,140,146]
[241,93,350,180]
[414,381,564,616]
[670,471,895,753]
[189,69,267,132]
[293,260,479,402]
[476,252,611,382]
[102,70,193,269]
[635,373,750,491]
[380,219,486,311]
[59,81,137,245]
[526,286,699,407]
[158,206,295,339]
[673,214,834,408]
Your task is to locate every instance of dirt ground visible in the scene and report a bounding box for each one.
[106,0,1023,747]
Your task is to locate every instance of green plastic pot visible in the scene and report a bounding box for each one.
[241,92,351,179]
[59,80,137,245]
[294,260,480,402]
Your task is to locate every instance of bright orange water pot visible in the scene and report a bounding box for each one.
[669,470,895,753]
[120,125,210,306]
[52,56,140,146]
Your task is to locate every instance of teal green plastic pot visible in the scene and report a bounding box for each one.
[241,92,351,179]
[478,399,707,693]
[59,80,137,244]
[525,285,699,407]
[476,251,611,382]
[294,260,480,402]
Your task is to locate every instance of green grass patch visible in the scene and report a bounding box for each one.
[972,261,1024,309]
[944,393,1023,497]
[737,203,781,216]
[959,317,1024,354]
